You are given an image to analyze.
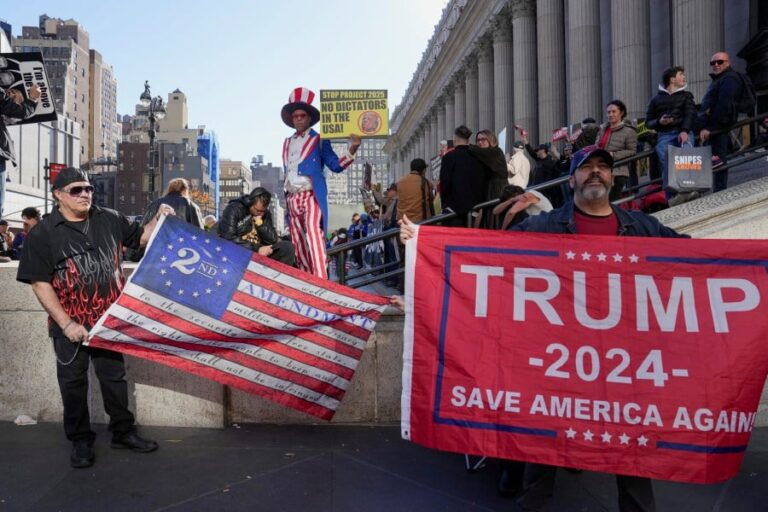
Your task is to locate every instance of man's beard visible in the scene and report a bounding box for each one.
[578,176,610,201]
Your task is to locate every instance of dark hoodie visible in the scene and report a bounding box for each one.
[645,84,696,133]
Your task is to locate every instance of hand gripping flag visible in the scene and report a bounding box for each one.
[89,216,388,420]
[401,225,768,483]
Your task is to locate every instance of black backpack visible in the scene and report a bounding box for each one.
[734,71,757,114]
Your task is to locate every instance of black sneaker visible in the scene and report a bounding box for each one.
[110,433,158,453]
[70,439,95,468]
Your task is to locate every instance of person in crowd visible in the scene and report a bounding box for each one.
[16,167,169,469]
[0,218,13,261]
[1,84,41,216]
[596,99,638,201]
[397,158,435,223]
[491,184,553,230]
[202,215,217,232]
[472,129,509,203]
[11,206,41,260]
[572,117,600,150]
[697,51,744,192]
[379,183,400,287]
[143,178,203,228]
[217,186,296,266]
[280,87,360,278]
[754,116,768,147]
[645,65,697,200]
[348,213,365,268]
[399,146,688,512]
[522,136,562,207]
[439,125,491,227]
[508,140,531,189]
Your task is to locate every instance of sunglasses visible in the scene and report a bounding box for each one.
[63,185,95,196]
[709,59,726,66]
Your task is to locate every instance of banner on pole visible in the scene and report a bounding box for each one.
[89,217,389,420]
[402,226,768,483]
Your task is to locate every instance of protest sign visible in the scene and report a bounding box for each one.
[319,90,388,139]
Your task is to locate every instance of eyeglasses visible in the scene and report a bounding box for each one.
[709,59,726,66]
[63,185,95,196]
[476,137,488,143]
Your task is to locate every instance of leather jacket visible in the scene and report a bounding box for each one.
[218,196,278,251]
[142,192,202,228]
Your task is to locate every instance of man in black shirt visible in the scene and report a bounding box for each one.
[17,167,170,468]
[439,125,490,227]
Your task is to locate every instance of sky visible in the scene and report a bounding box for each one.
[4,0,448,166]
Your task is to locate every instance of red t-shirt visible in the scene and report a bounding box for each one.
[574,208,619,235]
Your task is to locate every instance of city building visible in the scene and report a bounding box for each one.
[385,0,766,178]
[329,138,388,204]
[88,49,119,166]
[116,142,149,218]
[218,159,252,214]
[249,155,283,203]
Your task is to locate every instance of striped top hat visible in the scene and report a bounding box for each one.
[281,87,321,129]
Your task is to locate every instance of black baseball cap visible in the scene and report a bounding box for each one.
[52,167,89,191]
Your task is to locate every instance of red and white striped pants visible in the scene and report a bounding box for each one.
[286,190,328,279]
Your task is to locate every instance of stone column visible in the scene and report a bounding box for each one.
[512,0,538,143]
[477,36,495,132]
[436,103,446,146]
[611,0,650,120]
[423,115,433,161]
[672,0,724,101]
[416,129,424,160]
[444,90,456,139]
[429,111,439,159]
[567,0,602,123]
[493,17,514,149]
[537,0,566,142]
[453,73,466,127]
[464,55,480,132]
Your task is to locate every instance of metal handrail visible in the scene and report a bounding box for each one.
[330,111,768,287]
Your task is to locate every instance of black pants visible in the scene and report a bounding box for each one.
[610,175,629,202]
[53,336,136,442]
[269,239,297,267]
[708,132,729,192]
[516,463,655,512]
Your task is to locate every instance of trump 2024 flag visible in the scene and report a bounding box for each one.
[401,225,768,483]
[89,216,388,420]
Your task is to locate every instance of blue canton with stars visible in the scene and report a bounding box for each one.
[132,216,252,318]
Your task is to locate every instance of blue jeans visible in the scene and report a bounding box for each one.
[656,130,692,197]
[0,159,6,217]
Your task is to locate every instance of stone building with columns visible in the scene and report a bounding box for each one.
[386,0,766,181]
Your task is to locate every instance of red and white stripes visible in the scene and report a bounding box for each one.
[287,190,328,279]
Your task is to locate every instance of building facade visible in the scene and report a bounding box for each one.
[88,49,120,166]
[249,156,284,204]
[386,0,765,179]
[218,159,253,215]
[329,138,388,204]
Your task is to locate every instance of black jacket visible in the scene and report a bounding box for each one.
[645,85,697,133]
[439,145,490,215]
[142,192,202,228]
[509,201,689,238]
[1,95,37,165]
[699,67,743,130]
[218,196,278,251]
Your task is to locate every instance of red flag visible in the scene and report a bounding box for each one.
[402,226,768,483]
[88,217,388,420]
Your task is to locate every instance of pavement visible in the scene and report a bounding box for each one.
[1,421,766,512]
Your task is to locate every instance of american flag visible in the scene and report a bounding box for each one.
[88,217,389,420]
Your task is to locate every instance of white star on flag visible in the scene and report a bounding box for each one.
[565,427,577,439]
[629,254,640,263]
[205,288,212,294]
[204,239,210,244]
[565,250,576,260]
[601,432,612,443]
[613,253,623,262]
[160,269,166,275]
[216,246,222,252]
[222,256,228,262]
[619,433,631,445]
[597,252,607,262]
[160,256,167,262]
[191,235,197,240]
[637,435,649,447]
[192,291,199,298]
[178,237,184,243]
[177,289,184,295]
[581,251,591,261]
[216,280,223,287]
[223,269,229,275]
[165,280,172,287]
[166,244,174,250]
[583,430,594,441]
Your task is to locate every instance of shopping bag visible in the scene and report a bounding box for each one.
[667,144,712,192]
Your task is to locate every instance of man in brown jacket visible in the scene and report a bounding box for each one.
[396,158,435,223]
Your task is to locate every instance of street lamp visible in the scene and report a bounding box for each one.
[139,80,166,200]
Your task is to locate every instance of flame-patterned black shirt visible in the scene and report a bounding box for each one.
[17,206,143,337]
